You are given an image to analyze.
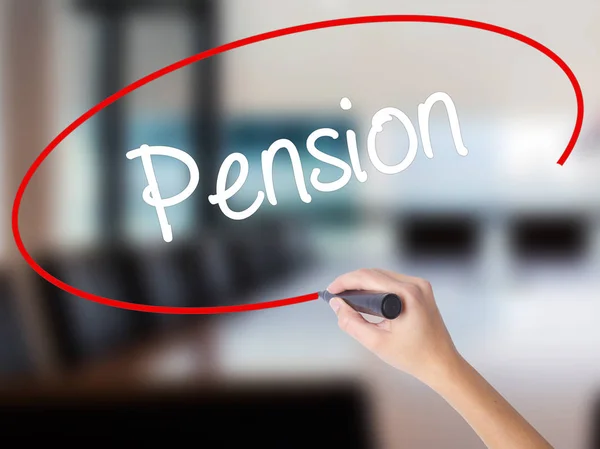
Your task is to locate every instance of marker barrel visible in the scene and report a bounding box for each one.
[320,290,402,319]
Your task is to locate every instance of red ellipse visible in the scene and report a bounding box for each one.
[12,15,584,314]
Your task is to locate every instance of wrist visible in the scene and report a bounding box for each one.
[421,349,470,392]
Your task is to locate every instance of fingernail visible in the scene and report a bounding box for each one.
[329,297,341,314]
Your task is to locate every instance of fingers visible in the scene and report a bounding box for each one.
[372,268,422,285]
[327,268,422,307]
[376,320,392,331]
[373,268,433,295]
[327,268,402,294]
[329,297,386,352]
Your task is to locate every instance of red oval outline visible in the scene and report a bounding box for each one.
[12,15,584,314]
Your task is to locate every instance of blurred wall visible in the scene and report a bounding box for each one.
[47,0,600,246]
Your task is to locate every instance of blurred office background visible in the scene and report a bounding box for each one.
[1,0,600,447]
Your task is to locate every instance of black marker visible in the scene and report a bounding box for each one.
[319,290,402,319]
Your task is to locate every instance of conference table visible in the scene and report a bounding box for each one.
[2,225,600,448]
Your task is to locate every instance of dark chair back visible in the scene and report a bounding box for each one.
[217,219,308,298]
[34,249,150,368]
[138,238,233,312]
[220,232,263,296]
[0,273,34,378]
[508,213,589,262]
[397,212,481,261]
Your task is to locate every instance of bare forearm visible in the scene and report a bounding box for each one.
[426,356,553,449]
[327,269,554,447]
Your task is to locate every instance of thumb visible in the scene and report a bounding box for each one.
[329,297,385,352]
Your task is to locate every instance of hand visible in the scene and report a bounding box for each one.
[328,268,555,449]
[327,268,462,385]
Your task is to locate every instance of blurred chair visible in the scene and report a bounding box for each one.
[0,273,34,380]
[255,220,294,278]
[129,244,193,328]
[29,220,313,370]
[217,219,310,299]
[269,218,313,273]
[136,220,310,311]
[396,211,481,262]
[507,213,590,262]
[219,230,268,296]
[158,237,234,309]
[505,212,594,287]
[33,248,152,368]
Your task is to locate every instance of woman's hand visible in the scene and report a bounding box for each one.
[327,268,461,385]
[327,268,554,449]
